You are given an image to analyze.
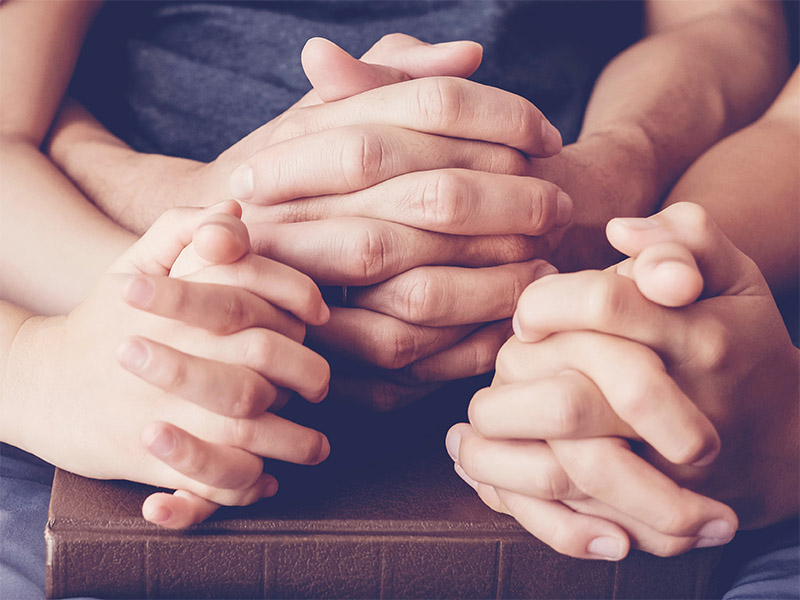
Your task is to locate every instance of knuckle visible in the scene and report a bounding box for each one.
[164,354,188,391]
[672,202,711,236]
[585,273,628,330]
[654,505,698,538]
[416,77,463,129]
[227,418,255,450]
[509,97,537,146]
[219,294,247,333]
[688,316,732,371]
[399,272,440,325]
[553,387,588,436]
[339,128,385,191]
[487,146,530,176]
[467,337,501,377]
[342,224,390,283]
[244,332,275,372]
[417,171,469,230]
[232,375,262,417]
[543,464,574,500]
[612,369,663,424]
[269,111,310,143]
[566,453,608,498]
[377,323,420,369]
[648,537,692,558]
[179,439,207,476]
[523,185,551,234]
[544,522,583,558]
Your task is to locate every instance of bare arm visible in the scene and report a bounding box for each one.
[0,0,135,313]
[541,0,789,271]
[663,69,799,292]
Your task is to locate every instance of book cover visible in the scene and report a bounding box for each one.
[46,382,724,599]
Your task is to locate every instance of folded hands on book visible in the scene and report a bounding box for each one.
[2,201,332,529]
[446,202,799,561]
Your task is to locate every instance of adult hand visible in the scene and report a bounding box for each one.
[446,203,798,558]
[3,202,331,529]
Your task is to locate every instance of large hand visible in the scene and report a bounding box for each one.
[4,203,331,528]
[445,203,797,558]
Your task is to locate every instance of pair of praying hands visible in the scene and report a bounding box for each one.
[447,202,799,559]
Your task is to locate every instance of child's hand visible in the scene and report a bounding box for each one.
[3,202,331,527]
[446,202,798,559]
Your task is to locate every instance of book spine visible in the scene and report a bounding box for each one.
[47,530,718,599]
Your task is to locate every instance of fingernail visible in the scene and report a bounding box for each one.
[586,536,625,560]
[445,429,461,462]
[695,519,735,546]
[613,217,659,230]
[263,479,279,498]
[145,505,172,524]
[555,191,572,227]
[229,164,254,200]
[691,446,719,468]
[124,276,155,308]
[541,120,562,155]
[147,429,177,458]
[453,463,478,490]
[118,338,150,372]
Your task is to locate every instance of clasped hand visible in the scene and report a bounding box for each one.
[5,201,332,528]
[446,203,799,559]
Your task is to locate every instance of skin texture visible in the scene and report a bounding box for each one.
[35,4,789,410]
[0,202,332,528]
[447,203,799,560]
[0,0,795,534]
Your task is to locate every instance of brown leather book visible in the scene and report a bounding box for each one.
[45,381,724,599]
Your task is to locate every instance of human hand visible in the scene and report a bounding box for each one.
[447,203,797,558]
[3,202,331,528]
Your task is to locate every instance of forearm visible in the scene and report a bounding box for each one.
[0,138,135,313]
[46,100,225,234]
[578,1,787,217]
[663,70,799,292]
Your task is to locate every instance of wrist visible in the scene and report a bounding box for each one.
[0,306,49,450]
[533,130,661,271]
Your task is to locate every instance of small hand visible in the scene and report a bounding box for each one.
[7,202,331,528]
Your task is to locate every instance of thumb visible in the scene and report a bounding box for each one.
[614,242,704,308]
[301,34,482,103]
[112,200,248,276]
[606,203,766,301]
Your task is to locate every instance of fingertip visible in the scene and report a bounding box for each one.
[193,216,250,265]
[262,476,279,499]
[142,495,173,526]
[646,260,703,307]
[586,535,629,561]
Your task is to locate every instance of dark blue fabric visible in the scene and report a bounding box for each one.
[0,444,54,599]
[71,0,643,162]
